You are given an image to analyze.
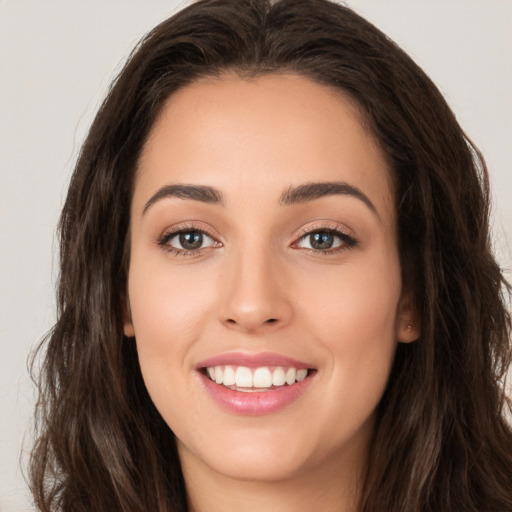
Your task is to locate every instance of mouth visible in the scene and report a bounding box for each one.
[196,353,316,415]
[201,365,314,392]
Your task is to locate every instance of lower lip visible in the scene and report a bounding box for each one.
[199,372,314,415]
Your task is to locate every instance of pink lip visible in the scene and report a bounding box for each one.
[196,351,312,370]
[195,352,316,416]
[199,373,314,415]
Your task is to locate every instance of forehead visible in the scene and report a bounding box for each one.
[135,73,395,223]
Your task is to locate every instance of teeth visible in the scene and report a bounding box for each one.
[272,367,286,386]
[285,368,296,385]
[235,366,253,387]
[253,367,272,388]
[205,365,310,389]
[296,369,308,382]
[223,366,236,386]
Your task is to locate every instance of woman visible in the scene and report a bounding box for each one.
[30,0,512,510]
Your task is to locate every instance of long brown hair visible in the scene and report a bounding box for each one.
[30,0,512,510]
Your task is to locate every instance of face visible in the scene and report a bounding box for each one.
[125,74,417,485]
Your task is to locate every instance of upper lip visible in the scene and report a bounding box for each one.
[196,351,314,370]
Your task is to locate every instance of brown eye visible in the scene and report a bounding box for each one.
[178,231,204,250]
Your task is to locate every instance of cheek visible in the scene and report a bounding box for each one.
[128,259,216,349]
[297,250,401,410]
[127,259,222,429]
[299,249,401,344]
[126,256,220,406]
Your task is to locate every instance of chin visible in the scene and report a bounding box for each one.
[176,426,320,483]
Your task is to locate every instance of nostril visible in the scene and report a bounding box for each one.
[222,316,283,331]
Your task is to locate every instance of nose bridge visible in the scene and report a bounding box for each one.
[219,240,292,333]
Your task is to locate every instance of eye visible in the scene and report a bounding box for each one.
[295,228,356,253]
[158,228,220,254]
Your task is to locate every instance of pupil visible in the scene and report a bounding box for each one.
[179,231,203,250]
[311,231,333,250]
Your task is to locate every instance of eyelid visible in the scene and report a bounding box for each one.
[157,222,222,254]
[294,220,355,241]
[291,221,358,253]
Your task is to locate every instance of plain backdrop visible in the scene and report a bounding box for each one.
[1,1,511,510]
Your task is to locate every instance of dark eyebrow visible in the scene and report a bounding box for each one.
[142,184,224,214]
[279,181,379,219]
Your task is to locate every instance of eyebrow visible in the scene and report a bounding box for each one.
[142,180,379,219]
[142,184,224,214]
[280,181,379,218]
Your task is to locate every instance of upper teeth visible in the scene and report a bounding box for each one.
[206,366,308,388]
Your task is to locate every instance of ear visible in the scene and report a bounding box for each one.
[123,293,135,338]
[396,292,420,343]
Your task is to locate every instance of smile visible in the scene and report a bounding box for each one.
[197,352,316,415]
[205,365,309,391]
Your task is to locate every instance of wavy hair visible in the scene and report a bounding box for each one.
[30,0,512,510]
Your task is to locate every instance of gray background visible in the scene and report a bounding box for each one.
[1,1,511,510]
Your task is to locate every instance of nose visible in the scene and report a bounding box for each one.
[218,247,293,334]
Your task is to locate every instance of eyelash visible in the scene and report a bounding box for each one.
[157,224,357,256]
[293,225,358,255]
[157,223,221,256]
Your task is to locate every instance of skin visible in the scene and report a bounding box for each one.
[124,74,418,512]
